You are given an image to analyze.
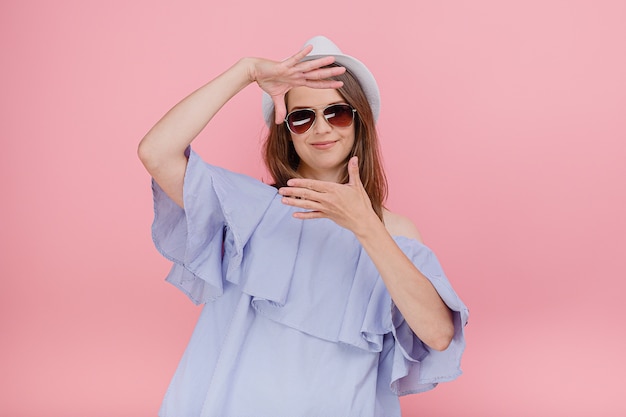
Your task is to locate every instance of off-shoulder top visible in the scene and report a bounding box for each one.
[151,149,468,417]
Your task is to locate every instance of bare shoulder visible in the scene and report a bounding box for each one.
[383,209,424,243]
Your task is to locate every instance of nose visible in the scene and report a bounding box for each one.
[313,110,333,134]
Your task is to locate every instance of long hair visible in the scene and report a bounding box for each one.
[263,65,388,221]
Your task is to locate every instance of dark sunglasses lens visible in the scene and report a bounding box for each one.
[287,110,315,134]
[324,104,354,127]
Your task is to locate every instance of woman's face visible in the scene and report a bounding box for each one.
[286,87,356,183]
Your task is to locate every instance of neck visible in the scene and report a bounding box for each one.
[297,166,345,183]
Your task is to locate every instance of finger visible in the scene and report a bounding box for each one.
[272,94,287,125]
[300,65,345,89]
[303,80,344,90]
[296,56,338,72]
[348,156,362,186]
[303,64,346,79]
[279,186,324,203]
[299,65,345,83]
[283,45,314,66]
[285,178,335,193]
[292,210,326,220]
[280,195,324,211]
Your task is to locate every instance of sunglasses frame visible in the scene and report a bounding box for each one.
[284,103,357,135]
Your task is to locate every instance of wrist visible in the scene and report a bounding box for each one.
[237,57,260,84]
[353,210,387,241]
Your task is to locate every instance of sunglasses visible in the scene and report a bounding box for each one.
[284,104,357,135]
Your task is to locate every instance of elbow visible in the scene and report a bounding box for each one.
[408,322,454,352]
[405,309,455,351]
[137,137,167,173]
[428,331,454,352]
[424,319,455,352]
[137,137,155,168]
[137,135,187,174]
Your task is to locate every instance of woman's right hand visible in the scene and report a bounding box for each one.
[248,46,346,124]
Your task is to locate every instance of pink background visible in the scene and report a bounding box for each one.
[2,1,625,416]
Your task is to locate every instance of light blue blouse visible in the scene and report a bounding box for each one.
[151,149,468,417]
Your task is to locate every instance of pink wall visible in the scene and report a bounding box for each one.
[2,1,625,416]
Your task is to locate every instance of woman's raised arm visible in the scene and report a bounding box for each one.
[137,47,345,207]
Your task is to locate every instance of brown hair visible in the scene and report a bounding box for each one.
[262,65,388,221]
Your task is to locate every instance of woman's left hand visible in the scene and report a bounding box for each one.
[278,156,380,235]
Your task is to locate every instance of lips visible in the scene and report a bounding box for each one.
[311,141,337,150]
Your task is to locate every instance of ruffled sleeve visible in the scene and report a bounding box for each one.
[151,148,277,304]
[386,236,469,395]
[238,218,468,396]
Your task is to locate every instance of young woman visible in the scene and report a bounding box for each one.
[139,36,468,417]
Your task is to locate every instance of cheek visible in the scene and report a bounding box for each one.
[346,129,357,147]
[290,137,307,156]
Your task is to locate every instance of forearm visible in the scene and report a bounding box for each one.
[355,217,455,351]
[138,58,255,169]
